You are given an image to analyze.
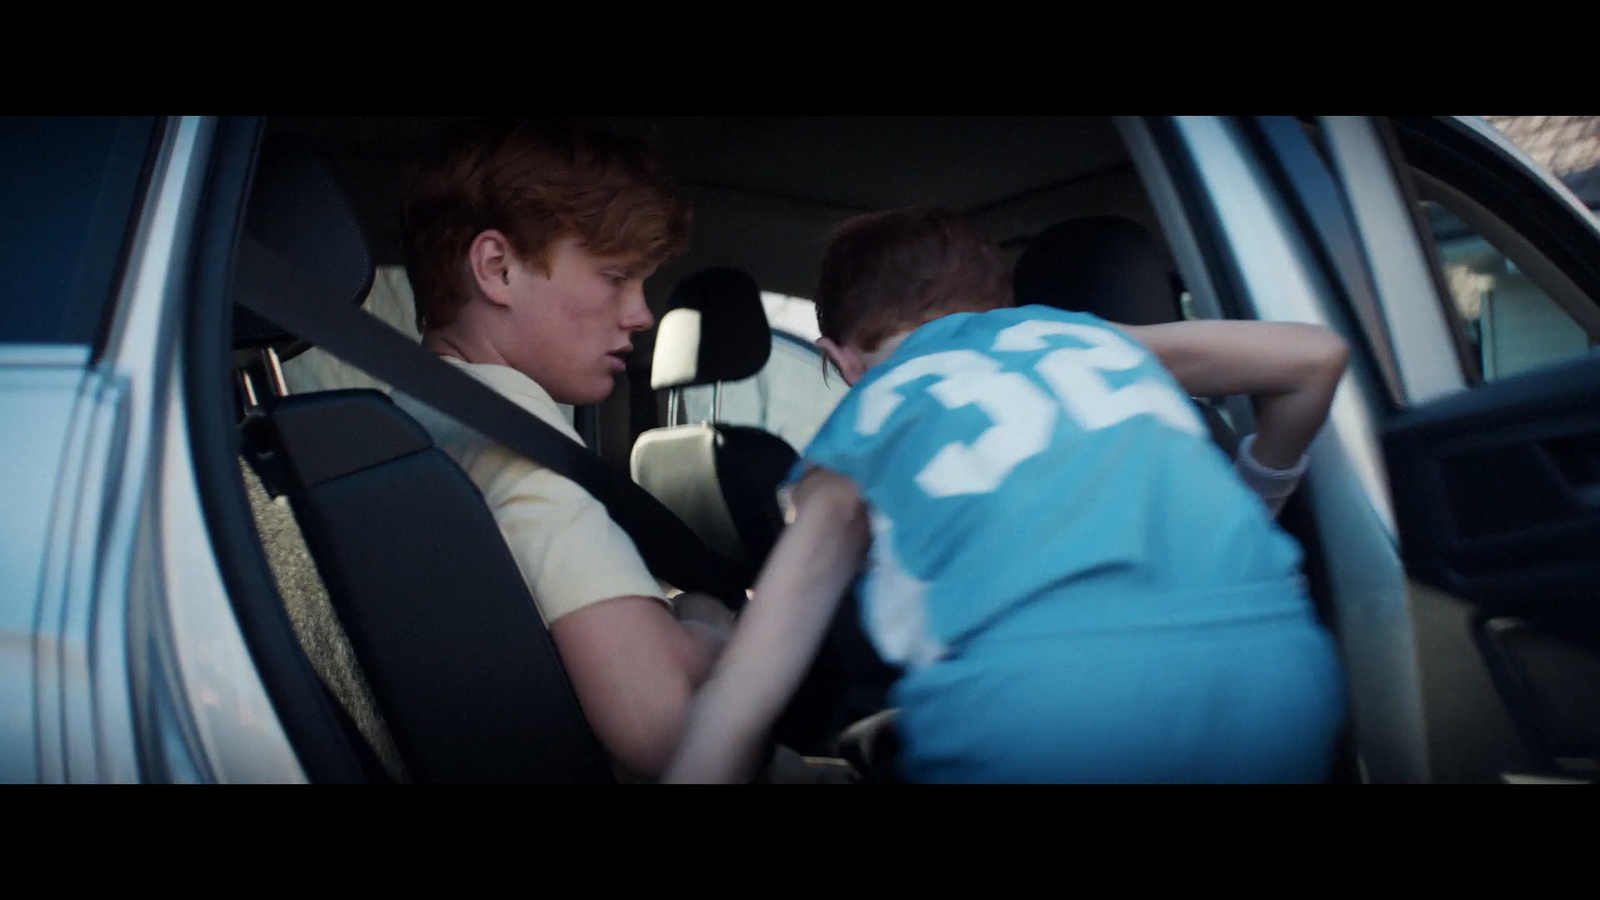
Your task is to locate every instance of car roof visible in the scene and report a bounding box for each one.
[264,116,1139,303]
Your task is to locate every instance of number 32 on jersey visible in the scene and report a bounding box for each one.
[855,320,1204,498]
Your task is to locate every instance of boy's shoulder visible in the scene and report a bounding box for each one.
[938,303,1112,333]
[891,304,1114,360]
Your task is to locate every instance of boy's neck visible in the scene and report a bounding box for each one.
[862,329,913,370]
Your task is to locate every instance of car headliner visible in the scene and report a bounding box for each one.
[265,116,1142,307]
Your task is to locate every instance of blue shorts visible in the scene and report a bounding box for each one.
[890,579,1347,783]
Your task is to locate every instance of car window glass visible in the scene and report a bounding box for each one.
[1421,200,1599,381]
[681,295,849,451]
[0,116,157,347]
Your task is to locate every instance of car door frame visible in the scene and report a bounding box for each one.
[1370,116,1600,783]
[1173,113,1600,783]
[1121,115,1434,783]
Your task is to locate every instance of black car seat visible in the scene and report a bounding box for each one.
[1013,215,1240,457]
[232,135,614,783]
[630,268,799,567]
[631,268,898,753]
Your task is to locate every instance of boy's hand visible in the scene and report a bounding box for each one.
[674,591,736,636]
[672,591,736,685]
[665,467,869,784]
[1122,319,1347,519]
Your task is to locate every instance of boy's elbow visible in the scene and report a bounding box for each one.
[1317,329,1350,382]
[1298,325,1349,387]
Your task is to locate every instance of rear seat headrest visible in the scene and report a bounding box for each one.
[651,267,770,390]
[1013,216,1182,326]
[233,134,375,357]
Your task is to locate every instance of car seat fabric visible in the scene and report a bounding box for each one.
[240,458,407,782]
[233,135,374,361]
[261,390,613,782]
[1014,216,1184,326]
[649,267,773,391]
[1013,216,1239,457]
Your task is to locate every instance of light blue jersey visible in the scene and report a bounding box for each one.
[800,305,1306,668]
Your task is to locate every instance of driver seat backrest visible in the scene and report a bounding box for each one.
[1013,215,1240,457]
[631,268,797,568]
[234,135,613,783]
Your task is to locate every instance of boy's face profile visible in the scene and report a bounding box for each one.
[471,229,657,405]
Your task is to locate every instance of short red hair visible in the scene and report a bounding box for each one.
[403,117,691,332]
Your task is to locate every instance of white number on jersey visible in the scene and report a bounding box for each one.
[993,320,1205,437]
[855,322,1201,498]
[855,350,1057,497]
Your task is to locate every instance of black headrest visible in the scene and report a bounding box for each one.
[1013,216,1182,326]
[234,135,374,359]
[651,267,771,390]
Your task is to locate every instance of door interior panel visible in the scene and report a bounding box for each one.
[1382,117,1600,780]
[1385,350,1600,614]
[1479,617,1600,756]
[1386,355,1600,779]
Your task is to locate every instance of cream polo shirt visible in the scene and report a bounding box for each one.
[394,358,667,625]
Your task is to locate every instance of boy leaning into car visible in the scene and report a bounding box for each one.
[666,207,1350,783]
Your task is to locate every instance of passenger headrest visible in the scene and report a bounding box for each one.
[651,267,771,390]
[233,134,374,358]
[1013,216,1182,326]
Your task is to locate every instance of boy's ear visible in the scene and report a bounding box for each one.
[816,337,866,387]
[468,229,517,309]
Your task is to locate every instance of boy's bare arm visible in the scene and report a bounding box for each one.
[663,468,870,784]
[1123,320,1349,468]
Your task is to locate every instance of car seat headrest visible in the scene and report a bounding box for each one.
[233,134,375,358]
[651,267,771,390]
[1013,216,1182,326]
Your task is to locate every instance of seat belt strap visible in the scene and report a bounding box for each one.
[233,237,754,605]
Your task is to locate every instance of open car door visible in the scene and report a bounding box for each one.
[1381,116,1600,783]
